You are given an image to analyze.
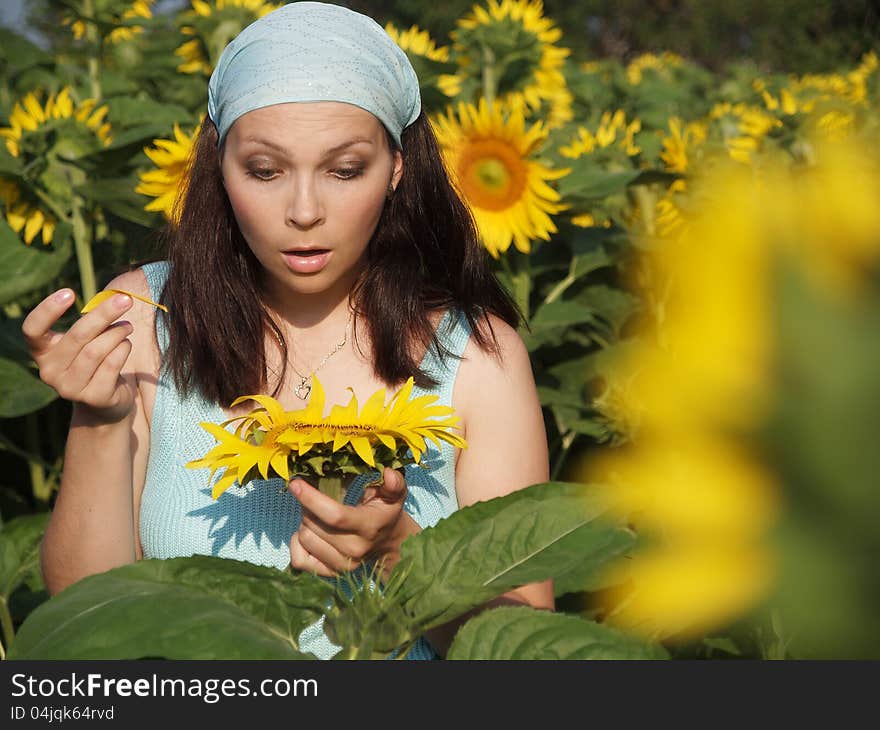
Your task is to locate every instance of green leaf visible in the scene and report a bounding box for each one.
[8,556,335,659]
[0,512,49,601]
[391,481,635,630]
[447,606,668,660]
[79,178,158,227]
[92,123,178,154]
[104,98,193,130]
[558,167,641,202]
[0,146,23,176]
[531,300,600,331]
[0,28,53,71]
[0,317,31,364]
[0,357,57,417]
[0,220,73,305]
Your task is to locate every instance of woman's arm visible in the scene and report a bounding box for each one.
[26,270,155,594]
[422,314,554,655]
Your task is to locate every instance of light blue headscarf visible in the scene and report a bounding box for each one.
[207,2,421,149]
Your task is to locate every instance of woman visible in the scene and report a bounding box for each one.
[22,1,552,658]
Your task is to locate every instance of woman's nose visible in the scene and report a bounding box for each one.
[285,177,324,229]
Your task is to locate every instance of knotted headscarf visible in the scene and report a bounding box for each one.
[207,1,422,148]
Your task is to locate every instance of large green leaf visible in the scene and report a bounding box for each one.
[531,300,600,331]
[557,167,641,202]
[0,317,31,364]
[79,178,158,227]
[0,357,57,417]
[0,220,73,305]
[391,481,635,630]
[104,98,193,130]
[8,556,335,659]
[0,512,49,601]
[447,606,668,660]
[0,28,52,71]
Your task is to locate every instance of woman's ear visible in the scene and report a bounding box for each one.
[390,148,404,192]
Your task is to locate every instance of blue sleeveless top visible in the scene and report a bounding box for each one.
[138,262,471,659]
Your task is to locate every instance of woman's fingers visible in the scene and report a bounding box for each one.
[77,335,135,407]
[289,532,336,577]
[20,289,77,357]
[47,292,133,373]
[297,525,359,575]
[52,321,134,400]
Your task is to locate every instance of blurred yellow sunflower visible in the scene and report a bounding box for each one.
[448,0,571,124]
[0,88,111,245]
[135,119,200,222]
[625,52,684,85]
[65,0,154,44]
[560,109,642,159]
[385,22,450,62]
[659,117,707,174]
[189,376,466,499]
[176,0,280,75]
[433,98,568,256]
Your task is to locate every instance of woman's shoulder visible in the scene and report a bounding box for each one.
[103,266,164,374]
[454,312,533,409]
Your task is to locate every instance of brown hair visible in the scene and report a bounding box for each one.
[158,112,520,406]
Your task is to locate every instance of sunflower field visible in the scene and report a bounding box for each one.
[0,0,878,661]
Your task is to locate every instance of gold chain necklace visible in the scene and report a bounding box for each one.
[272,310,353,401]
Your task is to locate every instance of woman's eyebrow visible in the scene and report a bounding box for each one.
[241,136,375,158]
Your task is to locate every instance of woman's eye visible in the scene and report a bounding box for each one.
[333,167,364,180]
[247,168,277,181]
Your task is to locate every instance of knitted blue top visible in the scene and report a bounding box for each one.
[138,261,471,659]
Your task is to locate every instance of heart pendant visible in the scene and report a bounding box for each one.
[294,380,312,401]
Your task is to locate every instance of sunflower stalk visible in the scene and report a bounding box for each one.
[71,197,97,303]
[24,413,49,503]
[544,255,579,305]
[505,251,532,320]
[482,43,497,108]
[82,0,103,101]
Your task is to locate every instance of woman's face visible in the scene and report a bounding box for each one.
[220,101,403,302]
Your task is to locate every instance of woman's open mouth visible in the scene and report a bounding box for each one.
[282,249,332,274]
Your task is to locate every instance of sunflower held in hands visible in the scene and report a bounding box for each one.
[187,376,467,502]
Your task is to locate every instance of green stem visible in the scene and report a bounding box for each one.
[0,597,14,651]
[71,199,97,303]
[544,257,578,305]
[511,252,531,320]
[83,0,102,101]
[481,43,497,108]
[25,413,49,503]
[0,432,58,476]
[550,431,576,481]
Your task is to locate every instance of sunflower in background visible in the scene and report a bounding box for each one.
[175,0,280,76]
[63,0,154,45]
[445,0,572,129]
[433,98,568,257]
[0,88,112,245]
[385,23,460,111]
[136,119,201,223]
[578,126,880,656]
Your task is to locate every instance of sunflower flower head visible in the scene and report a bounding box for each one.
[187,376,467,501]
[64,0,154,44]
[448,0,571,125]
[135,118,201,222]
[433,97,568,257]
[0,88,112,245]
[175,0,281,75]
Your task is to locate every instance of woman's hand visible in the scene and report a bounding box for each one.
[288,467,420,578]
[21,288,137,425]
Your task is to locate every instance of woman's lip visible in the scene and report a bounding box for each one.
[282,249,332,274]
